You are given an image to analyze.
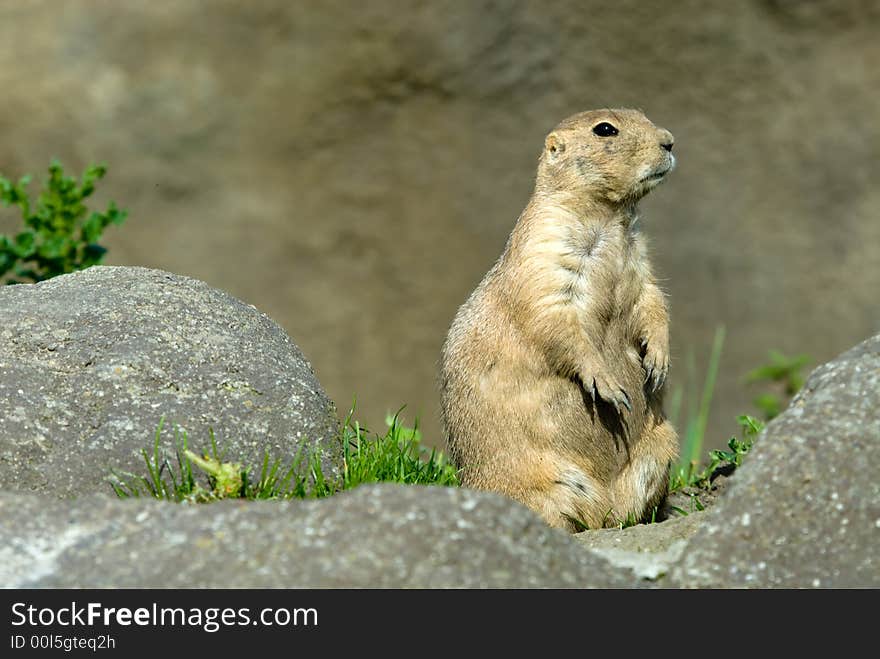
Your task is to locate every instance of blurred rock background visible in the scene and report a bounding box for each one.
[2,0,878,450]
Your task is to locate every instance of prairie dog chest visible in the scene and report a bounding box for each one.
[553,221,641,310]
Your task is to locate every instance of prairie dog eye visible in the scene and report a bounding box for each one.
[592,122,618,137]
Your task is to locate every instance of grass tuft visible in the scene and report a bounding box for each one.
[109,407,459,503]
[340,408,459,489]
[668,325,725,490]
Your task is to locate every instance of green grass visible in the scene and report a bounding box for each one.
[667,324,726,490]
[109,408,459,503]
[340,410,459,489]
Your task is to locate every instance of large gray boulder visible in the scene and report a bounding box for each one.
[0,266,339,497]
[0,484,636,588]
[670,335,880,587]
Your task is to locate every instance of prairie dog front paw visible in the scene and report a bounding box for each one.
[640,327,669,392]
[579,360,631,414]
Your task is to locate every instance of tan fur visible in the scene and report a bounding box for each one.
[440,108,679,531]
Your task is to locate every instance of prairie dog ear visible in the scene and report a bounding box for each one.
[545,133,565,157]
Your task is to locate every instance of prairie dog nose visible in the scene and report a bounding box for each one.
[658,128,674,152]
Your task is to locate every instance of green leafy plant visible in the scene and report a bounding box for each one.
[109,408,459,503]
[745,350,810,420]
[666,333,806,493]
[0,159,127,283]
[669,414,764,492]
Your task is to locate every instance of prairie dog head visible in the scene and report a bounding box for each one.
[537,108,675,206]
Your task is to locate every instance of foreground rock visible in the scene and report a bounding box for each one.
[0,266,339,496]
[0,485,635,588]
[670,335,880,587]
[576,513,706,581]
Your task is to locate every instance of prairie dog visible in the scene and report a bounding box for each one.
[440,109,679,531]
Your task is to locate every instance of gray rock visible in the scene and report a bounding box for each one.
[0,266,339,497]
[670,335,880,588]
[575,513,707,582]
[0,484,636,588]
